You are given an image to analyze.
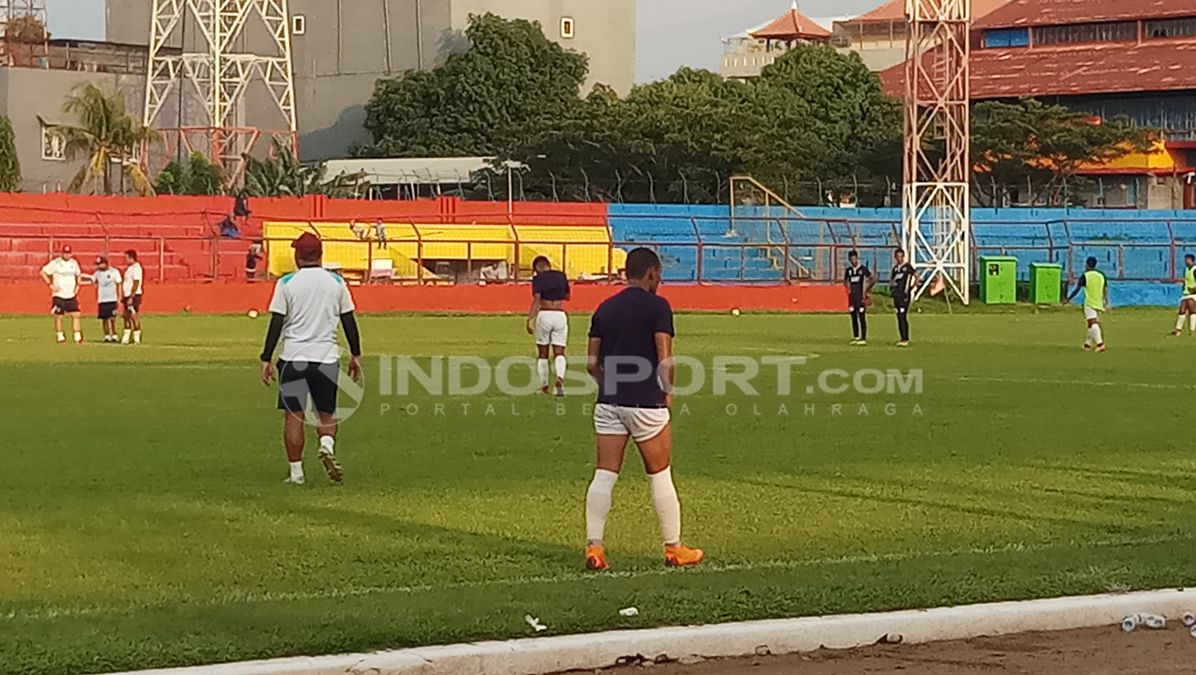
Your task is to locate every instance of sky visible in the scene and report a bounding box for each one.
[47,0,887,83]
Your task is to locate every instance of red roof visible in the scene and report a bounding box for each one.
[751,2,831,40]
[841,0,1012,25]
[880,41,1196,99]
[976,0,1196,30]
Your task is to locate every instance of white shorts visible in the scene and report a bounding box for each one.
[535,310,568,347]
[594,403,670,443]
[1083,307,1100,321]
[1182,295,1196,305]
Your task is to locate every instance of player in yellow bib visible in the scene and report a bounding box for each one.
[1172,254,1196,337]
[1066,256,1109,352]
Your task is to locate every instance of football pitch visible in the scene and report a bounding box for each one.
[3,309,1195,675]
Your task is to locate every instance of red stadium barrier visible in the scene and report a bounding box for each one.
[0,282,847,315]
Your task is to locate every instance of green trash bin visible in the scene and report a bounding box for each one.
[1030,263,1063,305]
[979,256,1017,305]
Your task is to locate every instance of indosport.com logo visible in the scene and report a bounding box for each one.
[371,355,924,398]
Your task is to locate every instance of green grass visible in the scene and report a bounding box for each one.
[3,310,1196,674]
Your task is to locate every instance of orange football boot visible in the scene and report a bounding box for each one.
[664,544,704,568]
[585,544,609,571]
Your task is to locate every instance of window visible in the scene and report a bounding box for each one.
[1145,17,1196,39]
[983,28,1030,48]
[560,17,574,39]
[291,14,306,36]
[1033,21,1136,46]
[41,123,65,161]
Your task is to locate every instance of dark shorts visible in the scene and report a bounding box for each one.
[277,360,340,415]
[98,301,119,319]
[51,297,80,315]
[123,295,143,314]
[893,296,911,310]
[849,298,866,312]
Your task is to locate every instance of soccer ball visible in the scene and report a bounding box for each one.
[247,309,259,319]
[731,308,741,317]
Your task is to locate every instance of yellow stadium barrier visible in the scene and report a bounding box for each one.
[263,221,627,282]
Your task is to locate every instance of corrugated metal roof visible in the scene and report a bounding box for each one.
[840,0,1012,25]
[880,41,1196,99]
[323,157,522,185]
[751,1,832,40]
[976,0,1196,30]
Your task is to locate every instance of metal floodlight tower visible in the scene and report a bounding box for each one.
[144,0,298,183]
[902,0,972,304]
[0,0,48,65]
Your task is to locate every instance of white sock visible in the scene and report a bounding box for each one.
[537,358,550,388]
[649,467,682,546]
[56,331,65,341]
[554,355,567,382]
[289,461,304,480]
[1189,314,1195,332]
[73,331,82,343]
[319,435,335,455]
[121,329,131,344]
[1177,315,1186,331]
[585,469,619,544]
[133,330,142,344]
[1093,324,1104,345]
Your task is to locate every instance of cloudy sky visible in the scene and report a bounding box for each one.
[48,0,885,82]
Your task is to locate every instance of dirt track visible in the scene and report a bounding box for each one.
[583,625,1196,674]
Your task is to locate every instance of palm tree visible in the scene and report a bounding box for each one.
[48,83,158,195]
[243,136,363,198]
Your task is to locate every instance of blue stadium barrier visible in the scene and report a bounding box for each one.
[608,204,1196,303]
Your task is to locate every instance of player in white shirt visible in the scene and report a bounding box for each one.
[121,249,145,345]
[260,232,364,485]
[40,245,83,344]
[85,257,123,343]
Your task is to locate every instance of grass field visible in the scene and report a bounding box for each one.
[3,308,1196,675]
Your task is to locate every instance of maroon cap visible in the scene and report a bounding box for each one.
[292,232,322,257]
[61,245,72,253]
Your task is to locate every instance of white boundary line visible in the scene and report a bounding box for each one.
[110,588,1196,675]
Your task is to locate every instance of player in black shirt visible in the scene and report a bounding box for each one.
[583,247,703,571]
[527,256,571,396]
[844,250,874,345]
[891,248,916,347]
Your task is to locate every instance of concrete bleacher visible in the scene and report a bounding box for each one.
[0,221,252,282]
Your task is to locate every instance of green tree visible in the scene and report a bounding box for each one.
[972,99,1156,207]
[52,83,157,195]
[155,151,225,195]
[0,115,21,192]
[243,136,362,198]
[759,44,902,202]
[360,13,589,157]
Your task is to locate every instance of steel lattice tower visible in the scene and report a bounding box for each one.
[0,0,48,66]
[902,0,971,304]
[144,0,298,183]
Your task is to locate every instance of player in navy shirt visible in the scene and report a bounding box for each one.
[527,256,571,395]
[583,248,703,572]
[890,248,916,347]
[844,250,874,345]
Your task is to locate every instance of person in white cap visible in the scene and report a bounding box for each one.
[40,244,83,344]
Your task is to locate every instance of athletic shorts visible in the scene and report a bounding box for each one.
[98,301,119,320]
[51,297,80,315]
[894,296,910,311]
[123,295,143,314]
[594,403,670,443]
[535,310,569,347]
[277,360,340,415]
[1083,307,1100,321]
[1182,295,1196,305]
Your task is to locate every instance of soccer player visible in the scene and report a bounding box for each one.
[527,256,570,396]
[844,249,874,345]
[584,247,703,571]
[1172,253,1196,336]
[40,245,83,344]
[1066,256,1109,353]
[121,249,145,345]
[88,257,123,343]
[891,248,916,347]
[260,232,363,485]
